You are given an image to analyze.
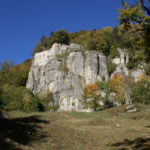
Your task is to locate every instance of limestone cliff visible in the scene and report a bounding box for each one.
[26,43,109,111]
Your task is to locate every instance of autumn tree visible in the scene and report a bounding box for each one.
[109,73,132,104]
[119,0,150,62]
[82,84,102,111]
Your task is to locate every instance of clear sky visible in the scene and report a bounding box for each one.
[0,0,131,64]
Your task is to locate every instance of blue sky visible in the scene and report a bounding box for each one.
[0,0,131,64]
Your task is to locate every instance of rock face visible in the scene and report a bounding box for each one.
[130,69,145,81]
[111,48,129,77]
[26,43,109,111]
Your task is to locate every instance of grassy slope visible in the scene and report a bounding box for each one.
[1,104,150,150]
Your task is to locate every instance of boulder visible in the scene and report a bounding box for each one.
[130,69,145,81]
[125,105,137,113]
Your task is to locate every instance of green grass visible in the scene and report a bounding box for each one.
[1,104,150,150]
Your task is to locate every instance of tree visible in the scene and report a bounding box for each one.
[32,29,70,55]
[0,59,31,87]
[0,60,14,85]
[112,26,133,49]
[119,0,150,62]
[144,63,150,75]
[0,84,41,111]
[109,73,133,104]
[0,86,2,109]
[82,84,102,111]
[0,60,14,71]
[10,59,31,86]
[131,74,150,104]
[109,74,125,103]
[51,29,70,45]
[89,27,113,56]
[107,58,116,76]
[119,0,150,25]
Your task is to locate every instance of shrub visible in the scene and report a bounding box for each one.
[131,77,150,104]
[0,85,41,112]
[87,40,96,50]
[96,81,110,96]
[21,94,40,112]
[0,60,31,87]
[38,92,59,111]
[144,64,150,76]
[107,59,116,76]
[127,61,138,69]
[109,47,119,59]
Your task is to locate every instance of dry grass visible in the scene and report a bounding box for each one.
[1,104,150,150]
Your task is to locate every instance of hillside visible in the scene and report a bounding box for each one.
[1,104,150,150]
[0,1,150,150]
[1,0,150,112]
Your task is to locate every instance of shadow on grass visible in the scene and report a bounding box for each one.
[112,137,150,150]
[0,115,49,150]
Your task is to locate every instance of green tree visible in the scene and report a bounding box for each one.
[0,84,47,112]
[119,0,150,25]
[51,29,70,45]
[0,59,31,87]
[119,0,150,62]
[0,60,14,71]
[131,77,150,104]
[0,60,14,85]
[0,86,2,109]
[32,29,70,55]
[107,59,116,76]
[144,63,150,76]
[90,27,113,56]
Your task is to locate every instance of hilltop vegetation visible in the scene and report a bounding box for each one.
[33,0,150,69]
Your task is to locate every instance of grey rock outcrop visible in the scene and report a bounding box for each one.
[111,48,129,77]
[130,68,145,81]
[26,43,109,111]
[125,105,137,113]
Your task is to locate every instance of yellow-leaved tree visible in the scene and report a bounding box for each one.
[82,84,102,111]
[109,73,132,104]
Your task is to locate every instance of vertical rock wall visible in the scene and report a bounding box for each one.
[26,43,109,111]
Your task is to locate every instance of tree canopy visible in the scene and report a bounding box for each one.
[118,0,150,62]
[32,29,70,55]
